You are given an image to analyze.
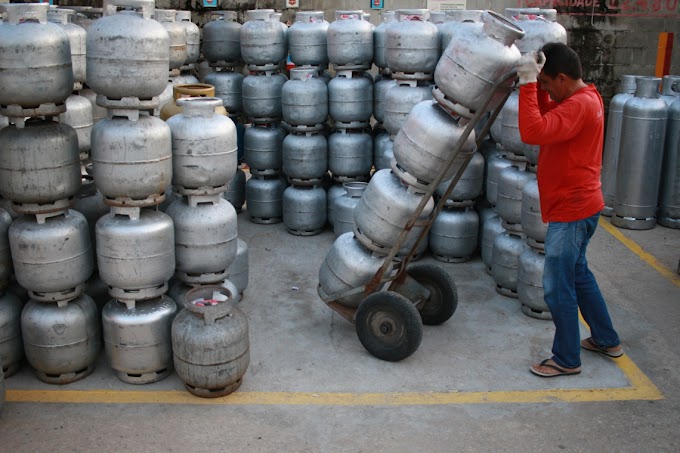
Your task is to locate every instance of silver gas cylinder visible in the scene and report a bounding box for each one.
[0,209,12,290]
[496,163,534,230]
[491,231,527,298]
[70,175,108,247]
[373,75,396,124]
[0,292,24,378]
[244,123,286,175]
[102,295,177,384]
[500,90,539,160]
[518,247,551,320]
[383,81,433,138]
[47,8,87,87]
[223,168,247,213]
[318,232,392,308]
[246,175,286,224]
[327,183,346,228]
[155,9,188,71]
[10,210,93,302]
[659,97,680,228]
[480,211,505,273]
[385,9,439,76]
[242,72,287,121]
[165,194,238,283]
[486,151,513,206]
[202,11,241,65]
[373,11,397,70]
[172,285,249,397]
[613,76,669,230]
[373,130,394,171]
[91,109,172,207]
[204,70,244,114]
[289,11,329,67]
[429,207,479,263]
[327,11,374,69]
[283,185,327,236]
[0,3,73,113]
[435,151,485,206]
[439,10,483,56]
[660,75,680,106]
[59,94,94,160]
[434,10,523,118]
[21,294,100,384]
[328,128,373,180]
[328,71,373,126]
[240,9,286,67]
[521,177,547,248]
[175,10,200,65]
[504,8,567,54]
[282,132,328,185]
[334,182,368,237]
[392,101,476,190]
[168,97,237,195]
[353,169,434,255]
[226,238,249,299]
[0,119,80,215]
[86,0,170,100]
[282,68,329,127]
[79,87,108,125]
[96,207,175,301]
[0,199,17,220]
[601,75,638,217]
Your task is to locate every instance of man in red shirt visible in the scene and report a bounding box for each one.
[517,43,623,377]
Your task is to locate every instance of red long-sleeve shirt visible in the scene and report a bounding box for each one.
[518,83,605,223]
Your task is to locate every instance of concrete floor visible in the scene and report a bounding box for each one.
[1,210,679,452]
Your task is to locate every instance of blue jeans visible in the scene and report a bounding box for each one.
[543,212,620,369]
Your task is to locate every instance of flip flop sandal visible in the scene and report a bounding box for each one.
[581,337,624,358]
[530,359,581,378]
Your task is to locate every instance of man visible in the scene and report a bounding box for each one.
[516,42,623,378]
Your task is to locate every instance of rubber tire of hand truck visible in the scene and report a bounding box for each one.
[355,290,423,362]
[406,263,458,326]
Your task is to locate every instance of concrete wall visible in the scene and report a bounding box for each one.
[57,0,679,106]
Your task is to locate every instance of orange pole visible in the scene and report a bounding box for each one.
[655,32,674,78]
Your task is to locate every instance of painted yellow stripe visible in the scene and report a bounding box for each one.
[5,352,662,406]
[599,217,680,288]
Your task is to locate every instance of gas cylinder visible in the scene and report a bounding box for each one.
[283,185,327,236]
[327,11,373,68]
[102,295,177,384]
[613,77,669,230]
[289,11,329,67]
[22,294,100,384]
[172,285,249,397]
[318,232,392,308]
[166,194,238,283]
[86,0,170,100]
[429,207,479,263]
[240,9,286,67]
[601,75,639,216]
[246,176,286,224]
[167,97,237,195]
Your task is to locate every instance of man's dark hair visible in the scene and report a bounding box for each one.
[540,42,583,80]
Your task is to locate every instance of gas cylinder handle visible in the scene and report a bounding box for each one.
[104,0,155,20]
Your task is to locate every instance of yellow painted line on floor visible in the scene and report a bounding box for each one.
[5,354,662,406]
[599,217,680,288]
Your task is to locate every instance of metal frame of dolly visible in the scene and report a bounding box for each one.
[320,71,518,361]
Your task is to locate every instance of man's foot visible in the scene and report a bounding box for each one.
[530,359,581,378]
[581,337,624,358]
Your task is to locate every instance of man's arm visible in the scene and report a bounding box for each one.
[518,83,585,146]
